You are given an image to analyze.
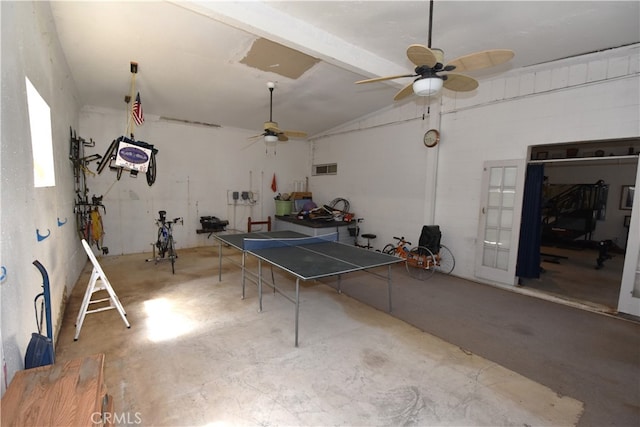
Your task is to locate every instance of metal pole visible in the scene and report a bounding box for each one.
[295,278,300,347]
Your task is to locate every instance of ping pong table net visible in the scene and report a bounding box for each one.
[247,216,271,232]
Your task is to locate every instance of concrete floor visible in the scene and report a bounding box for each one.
[53,245,587,426]
[523,245,624,311]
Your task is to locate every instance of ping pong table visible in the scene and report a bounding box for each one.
[214,230,403,346]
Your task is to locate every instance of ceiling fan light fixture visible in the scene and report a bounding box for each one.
[264,134,278,144]
[413,77,443,97]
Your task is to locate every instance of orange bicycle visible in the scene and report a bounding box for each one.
[382,234,455,280]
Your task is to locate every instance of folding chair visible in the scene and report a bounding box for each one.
[246,216,276,292]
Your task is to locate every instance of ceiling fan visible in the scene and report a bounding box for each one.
[355,0,514,101]
[249,82,307,144]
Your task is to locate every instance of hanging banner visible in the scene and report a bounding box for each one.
[115,140,152,172]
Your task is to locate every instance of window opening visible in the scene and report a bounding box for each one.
[26,77,55,187]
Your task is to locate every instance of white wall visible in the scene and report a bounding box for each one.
[79,108,311,255]
[310,44,640,285]
[1,1,83,392]
[309,115,437,245]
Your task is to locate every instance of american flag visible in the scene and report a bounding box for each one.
[132,92,144,126]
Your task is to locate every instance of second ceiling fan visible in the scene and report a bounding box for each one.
[250,82,307,144]
[356,0,514,101]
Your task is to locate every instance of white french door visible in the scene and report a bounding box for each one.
[618,164,640,316]
[475,159,526,285]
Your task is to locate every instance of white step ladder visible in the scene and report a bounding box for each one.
[75,239,130,340]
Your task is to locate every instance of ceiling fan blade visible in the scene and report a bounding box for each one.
[442,73,479,92]
[248,133,265,140]
[393,81,416,101]
[406,44,439,67]
[267,125,306,140]
[356,74,416,84]
[283,130,308,139]
[446,49,514,73]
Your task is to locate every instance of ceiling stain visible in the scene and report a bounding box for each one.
[240,38,319,79]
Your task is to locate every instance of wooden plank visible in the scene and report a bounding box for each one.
[1,354,107,426]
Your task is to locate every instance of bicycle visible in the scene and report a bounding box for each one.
[70,128,108,254]
[382,236,455,280]
[147,210,183,274]
[75,196,107,253]
[69,127,101,205]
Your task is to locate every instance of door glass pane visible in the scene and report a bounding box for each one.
[500,209,513,228]
[497,249,510,270]
[484,228,498,246]
[487,208,499,227]
[504,167,517,187]
[483,247,497,267]
[488,189,501,207]
[502,190,515,208]
[499,229,511,249]
[489,167,503,186]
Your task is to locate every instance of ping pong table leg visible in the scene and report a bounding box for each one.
[218,242,223,282]
[336,274,342,294]
[387,265,393,312]
[258,259,263,312]
[295,278,300,347]
[241,252,246,300]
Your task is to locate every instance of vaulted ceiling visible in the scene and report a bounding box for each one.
[50,1,640,138]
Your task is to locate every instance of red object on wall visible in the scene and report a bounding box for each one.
[271,173,277,192]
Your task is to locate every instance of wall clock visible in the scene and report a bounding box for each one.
[423,129,440,147]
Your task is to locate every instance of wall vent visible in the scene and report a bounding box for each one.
[313,163,337,176]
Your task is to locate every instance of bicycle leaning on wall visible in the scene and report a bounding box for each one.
[146,210,183,274]
[69,128,108,254]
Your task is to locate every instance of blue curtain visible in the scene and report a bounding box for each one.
[516,164,544,279]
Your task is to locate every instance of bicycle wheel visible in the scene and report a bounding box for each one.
[85,216,93,246]
[405,246,436,280]
[97,139,118,174]
[75,207,87,241]
[382,244,396,255]
[156,227,168,258]
[435,245,455,274]
[168,235,176,274]
[90,209,104,250]
[146,152,157,186]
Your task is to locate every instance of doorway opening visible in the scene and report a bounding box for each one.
[519,139,638,312]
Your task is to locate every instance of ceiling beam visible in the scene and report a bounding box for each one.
[172,1,407,85]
